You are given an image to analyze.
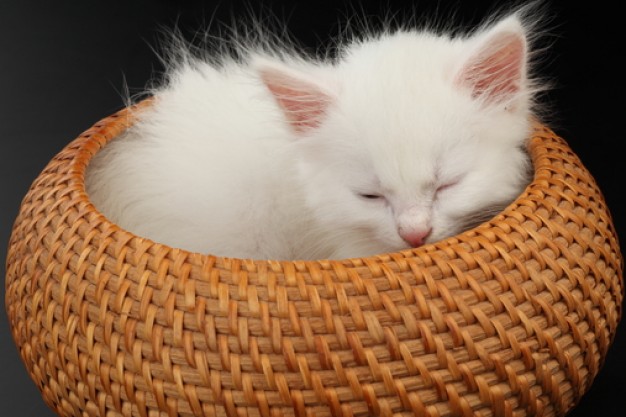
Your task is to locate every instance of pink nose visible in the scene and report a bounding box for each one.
[399,228,432,247]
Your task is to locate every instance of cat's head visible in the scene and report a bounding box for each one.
[257,12,537,258]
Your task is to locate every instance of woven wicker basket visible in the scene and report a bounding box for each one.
[5,103,623,417]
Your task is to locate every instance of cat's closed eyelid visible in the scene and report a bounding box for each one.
[436,174,465,193]
[357,192,385,201]
[436,182,457,192]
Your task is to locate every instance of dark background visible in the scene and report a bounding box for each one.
[1,1,623,416]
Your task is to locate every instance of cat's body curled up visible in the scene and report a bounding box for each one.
[86,7,543,260]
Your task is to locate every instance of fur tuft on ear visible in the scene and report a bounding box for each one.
[256,59,334,134]
[456,17,528,106]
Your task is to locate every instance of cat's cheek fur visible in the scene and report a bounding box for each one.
[299,176,406,257]
[429,147,530,243]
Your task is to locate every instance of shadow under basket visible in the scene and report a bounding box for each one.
[5,103,624,417]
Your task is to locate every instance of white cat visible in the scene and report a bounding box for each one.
[86,7,542,260]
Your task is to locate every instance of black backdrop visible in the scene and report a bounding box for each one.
[1,1,623,416]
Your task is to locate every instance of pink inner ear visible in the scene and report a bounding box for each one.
[260,68,331,134]
[458,32,526,104]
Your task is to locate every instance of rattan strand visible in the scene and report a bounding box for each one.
[5,103,623,417]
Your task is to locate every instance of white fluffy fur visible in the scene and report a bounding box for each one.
[86,8,542,260]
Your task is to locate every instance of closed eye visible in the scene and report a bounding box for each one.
[357,193,385,200]
[436,182,456,192]
[436,178,461,193]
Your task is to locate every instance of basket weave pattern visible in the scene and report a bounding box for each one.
[5,105,623,417]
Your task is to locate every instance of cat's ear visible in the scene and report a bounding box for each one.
[455,16,528,107]
[256,58,334,134]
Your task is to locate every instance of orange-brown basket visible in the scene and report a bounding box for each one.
[5,103,623,417]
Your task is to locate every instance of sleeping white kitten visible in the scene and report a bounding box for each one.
[86,8,542,260]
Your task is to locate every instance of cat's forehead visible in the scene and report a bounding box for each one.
[353,100,474,157]
[353,124,476,193]
[338,66,476,137]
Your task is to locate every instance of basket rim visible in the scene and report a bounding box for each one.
[72,99,559,265]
